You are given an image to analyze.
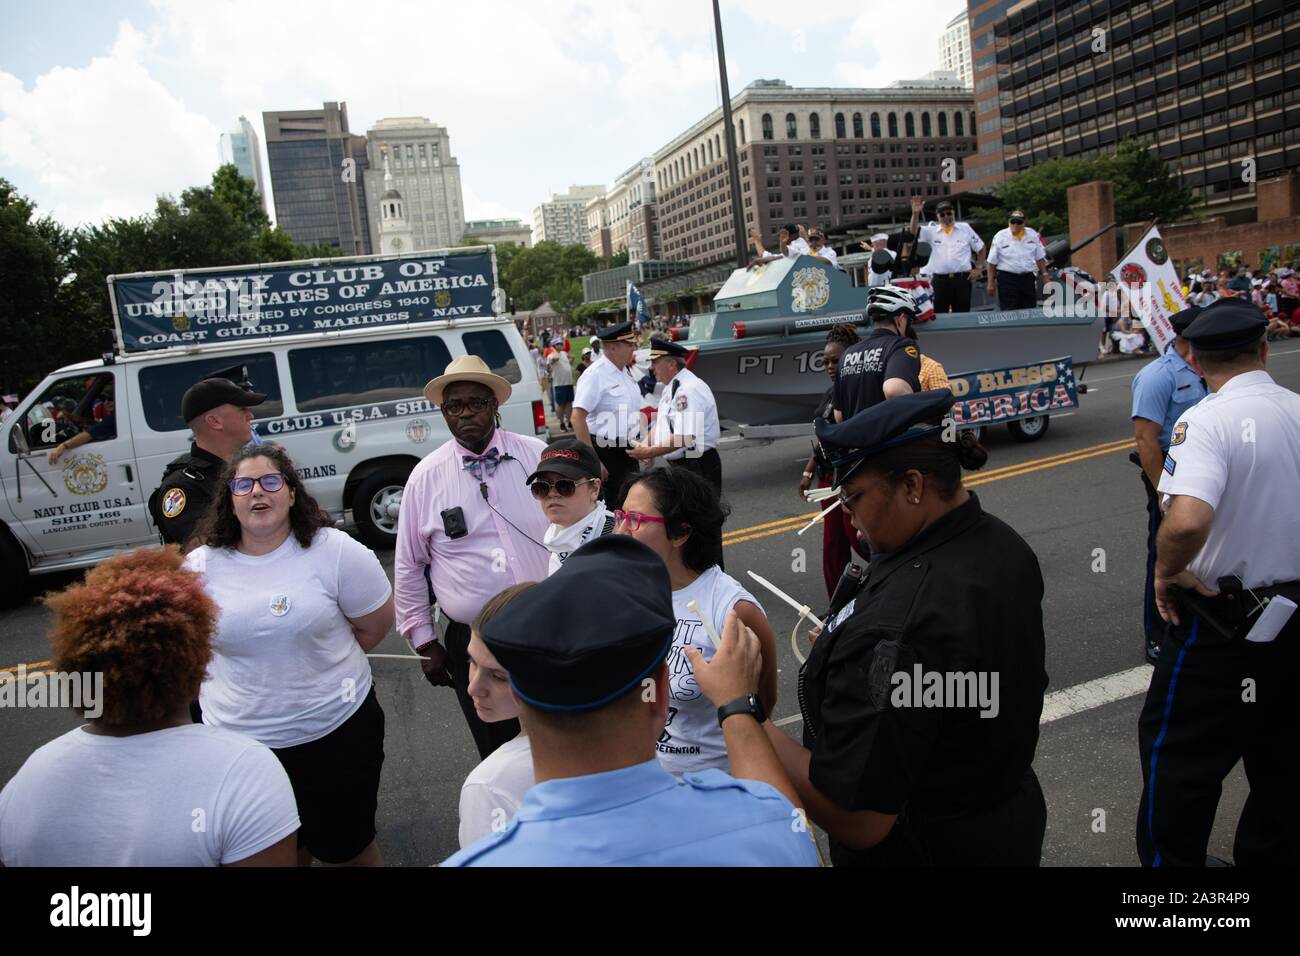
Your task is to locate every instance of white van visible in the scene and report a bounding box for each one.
[0,249,545,604]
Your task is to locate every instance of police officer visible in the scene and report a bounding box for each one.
[986,209,1048,309]
[833,285,922,421]
[758,390,1049,865]
[1130,306,1207,663]
[571,320,643,508]
[443,535,820,866]
[1138,298,1300,867]
[149,368,265,550]
[630,338,722,495]
[909,195,985,314]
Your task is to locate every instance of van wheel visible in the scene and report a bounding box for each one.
[1007,415,1050,442]
[0,531,32,609]
[963,425,984,444]
[353,467,411,550]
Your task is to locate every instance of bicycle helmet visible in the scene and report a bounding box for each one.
[865,284,918,318]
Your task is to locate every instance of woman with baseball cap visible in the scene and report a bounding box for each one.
[527,437,614,575]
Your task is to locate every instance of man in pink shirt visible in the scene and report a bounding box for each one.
[395,355,551,758]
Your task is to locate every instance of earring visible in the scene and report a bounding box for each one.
[909,497,920,504]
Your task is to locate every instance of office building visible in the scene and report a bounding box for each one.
[941,11,975,88]
[362,117,466,251]
[533,185,605,245]
[263,102,372,254]
[463,218,533,248]
[217,115,267,214]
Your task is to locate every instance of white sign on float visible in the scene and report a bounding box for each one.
[1110,225,1186,355]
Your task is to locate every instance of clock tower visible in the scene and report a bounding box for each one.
[377,145,415,254]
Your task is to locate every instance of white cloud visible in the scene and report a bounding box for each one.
[0,21,221,226]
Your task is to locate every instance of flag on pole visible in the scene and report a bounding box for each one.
[1110,225,1186,354]
[628,282,651,327]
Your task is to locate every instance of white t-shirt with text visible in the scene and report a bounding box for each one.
[658,567,764,776]
[0,724,299,866]
[186,528,392,749]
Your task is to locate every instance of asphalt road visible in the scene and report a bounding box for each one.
[3,343,1298,866]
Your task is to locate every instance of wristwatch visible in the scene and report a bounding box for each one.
[717,693,766,728]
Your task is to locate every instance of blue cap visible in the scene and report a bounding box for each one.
[596,321,638,343]
[815,389,956,486]
[1182,298,1266,350]
[480,536,675,712]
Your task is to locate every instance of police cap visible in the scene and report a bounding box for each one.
[204,364,255,390]
[647,337,690,360]
[181,378,267,423]
[1168,305,1201,336]
[1181,297,1267,350]
[480,536,675,712]
[815,389,956,486]
[596,321,639,343]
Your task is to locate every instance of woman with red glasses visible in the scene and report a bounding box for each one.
[527,437,615,576]
[186,445,394,867]
[615,467,778,778]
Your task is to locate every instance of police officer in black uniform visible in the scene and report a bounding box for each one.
[149,366,265,550]
[760,390,1050,865]
[833,285,922,421]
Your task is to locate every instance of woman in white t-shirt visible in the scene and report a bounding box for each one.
[458,582,539,848]
[615,467,778,776]
[187,445,394,867]
[0,547,299,867]
[528,437,615,575]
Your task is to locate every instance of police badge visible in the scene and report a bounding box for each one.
[866,638,901,710]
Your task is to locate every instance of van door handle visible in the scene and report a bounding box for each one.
[124,464,134,483]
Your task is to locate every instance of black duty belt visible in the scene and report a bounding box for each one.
[1178,579,1300,643]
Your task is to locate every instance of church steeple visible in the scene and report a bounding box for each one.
[377,143,415,254]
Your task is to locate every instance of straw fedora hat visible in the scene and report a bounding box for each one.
[423,354,512,405]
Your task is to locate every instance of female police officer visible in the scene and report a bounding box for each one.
[762,389,1049,866]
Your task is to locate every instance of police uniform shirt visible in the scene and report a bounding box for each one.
[1130,348,1207,450]
[916,221,984,275]
[572,353,643,445]
[867,250,896,288]
[150,444,225,546]
[652,367,720,460]
[801,493,1048,864]
[443,758,819,866]
[1158,370,1300,590]
[987,226,1046,275]
[833,328,922,419]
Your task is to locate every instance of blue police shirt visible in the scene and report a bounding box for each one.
[443,758,821,867]
[1130,347,1207,449]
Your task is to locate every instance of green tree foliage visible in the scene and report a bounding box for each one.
[502,241,599,314]
[969,139,1199,240]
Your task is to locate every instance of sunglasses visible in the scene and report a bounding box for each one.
[1009,217,1025,224]
[529,477,595,499]
[612,509,667,532]
[939,210,955,216]
[230,473,286,496]
[442,397,494,416]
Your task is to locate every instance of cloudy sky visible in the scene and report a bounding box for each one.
[1,0,964,233]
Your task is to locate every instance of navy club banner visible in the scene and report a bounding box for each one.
[948,356,1078,426]
[111,252,495,353]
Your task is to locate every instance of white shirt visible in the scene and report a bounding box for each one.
[458,734,534,848]
[917,221,985,274]
[547,351,574,387]
[572,353,644,444]
[658,567,764,776]
[988,226,1047,274]
[785,237,811,258]
[652,366,720,459]
[867,248,896,287]
[811,245,840,269]
[0,724,299,866]
[186,528,392,749]
[1158,370,1300,589]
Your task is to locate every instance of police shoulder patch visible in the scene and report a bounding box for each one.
[1170,421,1187,446]
[161,487,187,518]
[904,345,919,358]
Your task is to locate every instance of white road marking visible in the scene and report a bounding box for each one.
[771,663,1154,729]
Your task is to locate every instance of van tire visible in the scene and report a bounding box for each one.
[1007,415,1050,442]
[353,467,412,550]
[0,530,32,609]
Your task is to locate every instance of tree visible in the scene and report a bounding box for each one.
[502,241,599,313]
[0,179,76,391]
[212,163,269,235]
[969,139,1199,240]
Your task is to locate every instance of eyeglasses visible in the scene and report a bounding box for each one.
[838,488,864,508]
[938,210,955,217]
[530,477,595,499]
[441,397,494,416]
[230,473,286,496]
[612,509,667,532]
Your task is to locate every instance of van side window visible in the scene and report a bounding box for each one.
[15,373,116,451]
[138,354,283,432]
[289,336,453,413]
[462,330,522,383]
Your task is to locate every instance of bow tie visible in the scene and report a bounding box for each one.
[462,448,501,479]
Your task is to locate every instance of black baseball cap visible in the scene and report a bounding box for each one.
[936,200,955,213]
[526,437,602,483]
[181,378,266,423]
